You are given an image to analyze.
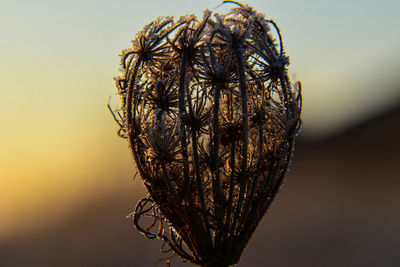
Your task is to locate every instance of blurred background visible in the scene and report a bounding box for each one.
[1,0,399,266]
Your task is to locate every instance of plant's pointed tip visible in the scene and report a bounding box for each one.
[214,1,243,10]
[222,1,244,7]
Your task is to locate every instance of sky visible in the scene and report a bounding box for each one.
[0,0,400,239]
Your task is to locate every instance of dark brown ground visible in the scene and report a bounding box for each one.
[1,104,399,267]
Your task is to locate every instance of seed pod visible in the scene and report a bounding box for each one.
[112,2,302,266]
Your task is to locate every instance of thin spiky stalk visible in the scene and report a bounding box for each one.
[232,48,249,234]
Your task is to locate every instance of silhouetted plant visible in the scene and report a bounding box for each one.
[111,2,302,266]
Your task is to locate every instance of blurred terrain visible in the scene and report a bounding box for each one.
[1,102,399,267]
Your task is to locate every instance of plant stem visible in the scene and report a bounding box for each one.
[232,49,249,233]
[211,82,224,246]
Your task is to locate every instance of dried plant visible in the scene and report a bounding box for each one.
[111,2,302,266]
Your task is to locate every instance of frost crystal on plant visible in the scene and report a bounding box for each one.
[111,2,302,266]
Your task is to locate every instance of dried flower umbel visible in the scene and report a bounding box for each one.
[111,2,302,266]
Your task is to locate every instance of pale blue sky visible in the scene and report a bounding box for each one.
[1,0,400,136]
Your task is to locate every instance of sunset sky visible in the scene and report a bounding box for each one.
[1,0,400,239]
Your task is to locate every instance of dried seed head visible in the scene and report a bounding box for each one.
[143,119,181,164]
[111,2,302,266]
